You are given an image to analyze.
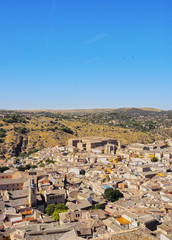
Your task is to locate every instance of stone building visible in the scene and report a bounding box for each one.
[0,178,24,191]
[43,189,66,206]
[68,137,117,153]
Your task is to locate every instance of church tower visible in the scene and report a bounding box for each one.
[28,177,37,208]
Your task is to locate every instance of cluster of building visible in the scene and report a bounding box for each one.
[0,137,172,239]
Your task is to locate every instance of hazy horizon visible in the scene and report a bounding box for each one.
[0,107,171,111]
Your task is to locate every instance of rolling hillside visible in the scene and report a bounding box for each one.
[0,108,171,159]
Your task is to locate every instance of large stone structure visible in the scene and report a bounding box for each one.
[68,137,117,153]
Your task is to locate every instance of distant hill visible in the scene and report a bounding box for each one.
[0,108,114,113]
[0,107,163,113]
[138,107,162,112]
[0,108,171,159]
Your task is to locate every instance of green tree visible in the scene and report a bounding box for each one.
[52,210,60,221]
[45,204,56,216]
[151,157,159,162]
[52,205,68,222]
[0,166,9,173]
[25,164,32,170]
[31,165,37,169]
[0,128,6,138]
[17,165,25,171]
[46,159,55,165]
[60,127,73,134]
[90,204,105,210]
[17,164,32,171]
[104,188,123,202]
[40,163,45,167]
[45,204,68,222]
[14,127,29,134]
[80,169,85,175]
[55,204,68,211]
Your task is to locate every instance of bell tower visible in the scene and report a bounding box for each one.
[28,177,37,208]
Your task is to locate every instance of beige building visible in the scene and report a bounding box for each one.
[0,173,12,179]
[43,189,66,205]
[0,178,24,191]
[68,137,117,153]
[10,223,83,240]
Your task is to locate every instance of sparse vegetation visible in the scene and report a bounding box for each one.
[3,114,28,124]
[17,164,32,171]
[0,128,6,138]
[20,149,40,158]
[60,126,74,134]
[14,127,29,134]
[0,108,171,159]
[46,159,55,164]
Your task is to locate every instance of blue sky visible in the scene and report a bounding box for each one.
[0,0,172,110]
